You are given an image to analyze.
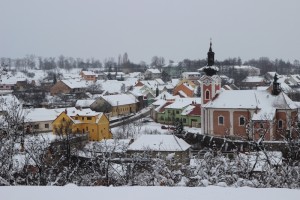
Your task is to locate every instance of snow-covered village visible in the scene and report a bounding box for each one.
[1,0,300,199]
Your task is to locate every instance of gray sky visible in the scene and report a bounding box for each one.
[1,0,299,64]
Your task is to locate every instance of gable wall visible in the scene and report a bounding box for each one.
[50,81,71,96]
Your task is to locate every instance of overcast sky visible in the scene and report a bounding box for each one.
[0,0,299,64]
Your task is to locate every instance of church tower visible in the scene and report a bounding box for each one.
[200,40,221,105]
[200,40,221,134]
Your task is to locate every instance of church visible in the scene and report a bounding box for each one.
[200,42,299,141]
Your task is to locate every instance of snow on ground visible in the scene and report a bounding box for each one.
[1,186,300,200]
[111,115,201,137]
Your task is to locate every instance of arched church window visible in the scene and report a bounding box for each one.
[205,90,210,100]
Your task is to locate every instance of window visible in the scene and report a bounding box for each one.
[82,117,84,120]
[205,90,210,100]
[176,111,179,114]
[44,124,49,129]
[34,124,39,129]
[87,117,92,120]
[278,120,283,129]
[75,117,78,120]
[86,126,88,131]
[183,118,187,123]
[218,116,224,125]
[160,116,164,120]
[239,117,245,126]
[260,123,264,128]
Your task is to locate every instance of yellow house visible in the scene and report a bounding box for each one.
[52,107,112,141]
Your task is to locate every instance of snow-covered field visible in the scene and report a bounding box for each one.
[1,185,300,200]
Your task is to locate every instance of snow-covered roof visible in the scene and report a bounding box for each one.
[101,94,137,106]
[233,65,260,70]
[66,107,100,117]
[61,79,92,89]
[127,72,142,78]
[182,72,200,75]
[155,91,179,101]
[152,99,167,106]
[75,100,95,108]
[97,79,137,94]
[146,68,161,74]
[127,134,190,152]
[178,90,188,97]
[24,108,65,122]
[155,78,165,85]
[165,98,201,109]
[81,71,96,76]
[129,87,144,97]
[183,83,195,90]
[170,79,180,87]
[181,105,195,115]
[139,80,163,89]
[242,76,265,83]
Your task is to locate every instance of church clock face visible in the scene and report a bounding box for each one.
[203,78,210,86]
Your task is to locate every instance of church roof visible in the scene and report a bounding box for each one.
[203,90,297,120]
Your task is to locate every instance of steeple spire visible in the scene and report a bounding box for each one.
[209,38,212,52]
[207,39,215,66]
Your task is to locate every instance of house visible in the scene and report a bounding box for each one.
[24,108,65,133]
[240,76,267,89]
[287,74,300,87]
[103,71,125,80]
[128,87,148,110]
[200,42,299,141]
[173,82,196,97]
[127,134,191,164]
[50,79,92,96]
[161,62,182,78]
[226,65,261,76]
[182,72,201,80]
[154,98,201,127]
[91,94,138,118]
[52,107,112,141]
[80,70,97,81]
[144,68,161,79]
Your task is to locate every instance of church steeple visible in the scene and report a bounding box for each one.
[207,39,215,66]
[272,73,281,95]
[203,39,218,76]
